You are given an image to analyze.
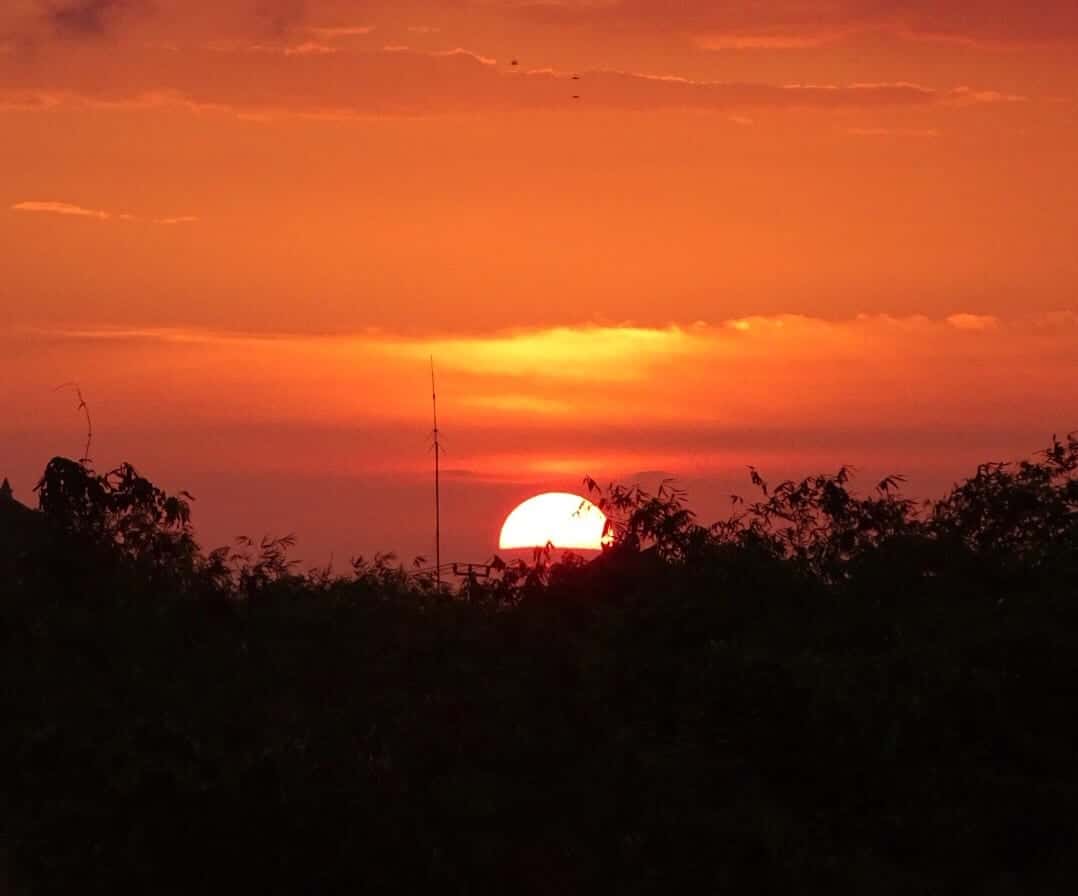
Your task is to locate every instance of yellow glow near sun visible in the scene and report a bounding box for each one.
[498,492,608,551]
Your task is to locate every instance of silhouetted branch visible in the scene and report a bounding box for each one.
[53,382,93,463]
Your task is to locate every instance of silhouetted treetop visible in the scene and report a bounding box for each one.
[2,433,1077,892]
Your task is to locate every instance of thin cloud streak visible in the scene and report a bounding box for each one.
[847,127,940,138]
[11,201,196,224]
[514,0,1078,47]
[12,200,111,219]
[306,24,376,38]
[0,42,1030,119]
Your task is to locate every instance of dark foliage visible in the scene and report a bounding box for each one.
[2,437,1077,892]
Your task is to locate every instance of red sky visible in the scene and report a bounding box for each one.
[2,1,1076,563]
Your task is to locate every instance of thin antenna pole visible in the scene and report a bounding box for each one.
[431,357,441,592]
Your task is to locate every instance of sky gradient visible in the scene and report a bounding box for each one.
[2,1,1077,562]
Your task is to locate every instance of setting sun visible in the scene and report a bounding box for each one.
[498,492,608,551]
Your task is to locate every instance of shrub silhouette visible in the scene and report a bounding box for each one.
[1,435,1076,892]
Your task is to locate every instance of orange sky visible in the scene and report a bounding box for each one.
[2,1,1077,562]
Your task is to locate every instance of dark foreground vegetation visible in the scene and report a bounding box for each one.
[2,435,1077,893]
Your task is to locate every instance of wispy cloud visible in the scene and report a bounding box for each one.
[946,313,999,331]
[306,25,376,39]
[847,127,941,138]
[462,394,574,415]
[12,200,111,219]
[0,39,1031,120]
[11,201,197,224]
[515,1,1078,48]
[283,41,337,56]
[947,87,1028,105]
[696,28,852,50]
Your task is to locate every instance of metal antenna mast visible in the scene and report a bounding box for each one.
[431,357,442,592]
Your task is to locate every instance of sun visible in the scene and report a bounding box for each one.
[498,492,609,551]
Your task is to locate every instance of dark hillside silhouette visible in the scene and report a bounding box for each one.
[1,435,1077,892]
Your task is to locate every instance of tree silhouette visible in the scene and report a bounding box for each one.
[2,434,1077,892]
